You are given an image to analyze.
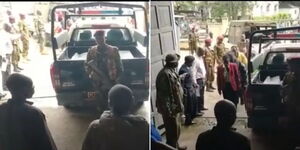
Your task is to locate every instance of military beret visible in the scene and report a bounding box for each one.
[217,35,224,40]
[205,38,212,43]
[165,53,179,63]
[94,30,105,37]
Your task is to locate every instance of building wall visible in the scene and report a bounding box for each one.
[279,8,300,20]
[252,1,279,17]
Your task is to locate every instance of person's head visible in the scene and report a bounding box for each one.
[214,99,237,129]
[165,53,180,68]
[205,38,212,47]
[197,47,205,57]
[36,10,42,16]
[184,55,195,67]
[191,27,195,32]
[108,84,134,116]
[6,73,34,101]
[19,13,25,20]
[3,23,11,33]
[9,16,15,24]
[231,46,239,57]
[94,30,106,45]
[6,10,11,16]
[272,53,285,65]
[287,57,300,76]
[217,35,224,44]
[223,54,230,65]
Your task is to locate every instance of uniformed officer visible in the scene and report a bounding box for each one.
[8,16,23,72]
[204,38,216,92]
[214,35,226,65]
[18,13,30,61]
[156,53,187,150]
[188,27,198,55]
[85,30,123,113]
[35,10,48,55]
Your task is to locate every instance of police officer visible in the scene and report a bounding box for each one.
[189,27,198,55]
[8,16,23,72]
[156,54,187,150]
[204,38,216,92]
[85,30,123,113]
[214,35,226,65]
[18,13,30,62]
[35,10,48,55]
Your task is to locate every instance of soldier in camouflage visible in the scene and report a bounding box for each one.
[204,38,216,92]
[8,16,23,72]
[214,35,226,65]
[18,13,30,62]
[85,30,123,113]
[188,27,198,55]
[156,54,187,150]
[35,10,48,55]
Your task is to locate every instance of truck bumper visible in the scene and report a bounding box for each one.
[56,87,148,107]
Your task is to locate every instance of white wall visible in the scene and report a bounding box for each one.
[252,1,279,17]
[279,8,300,20]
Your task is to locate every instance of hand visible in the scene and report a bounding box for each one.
[193,83,198,88]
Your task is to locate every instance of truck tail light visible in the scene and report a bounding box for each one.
[50,63,61,92]
[245,87,253,116]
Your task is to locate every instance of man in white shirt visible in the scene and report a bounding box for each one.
[1,23,20,93]
[193,47,208,112]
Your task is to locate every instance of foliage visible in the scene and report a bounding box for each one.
[253,13,292,21]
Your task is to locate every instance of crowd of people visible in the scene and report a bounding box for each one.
[154,27,250,149]
[0,9,49,99]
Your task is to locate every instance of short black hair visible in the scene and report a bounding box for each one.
[184,55,195,64]
[108,84,134,116]
[6,73,33,93]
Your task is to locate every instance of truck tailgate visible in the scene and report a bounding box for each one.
[248,84,283,116]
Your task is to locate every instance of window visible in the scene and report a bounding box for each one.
[274,4,277,12]
[266,4,270,12]
[295,9,297,15]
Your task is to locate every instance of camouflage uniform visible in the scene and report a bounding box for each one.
[9,23,21,70]
[85,44,123,111]
[35,15,45,54]
[188,32,197,55]
[156,66,184,148]
[214,42,226,65]
[204,46,216,89]
[18,20,30,59]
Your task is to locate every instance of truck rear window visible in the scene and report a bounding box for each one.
[71,28,132,46]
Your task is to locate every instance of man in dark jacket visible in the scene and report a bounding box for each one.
[179,55,199,125]
[0,73,57,150]
[82,84,149,150]
[196,99,251,150]
[156,53,187,150]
